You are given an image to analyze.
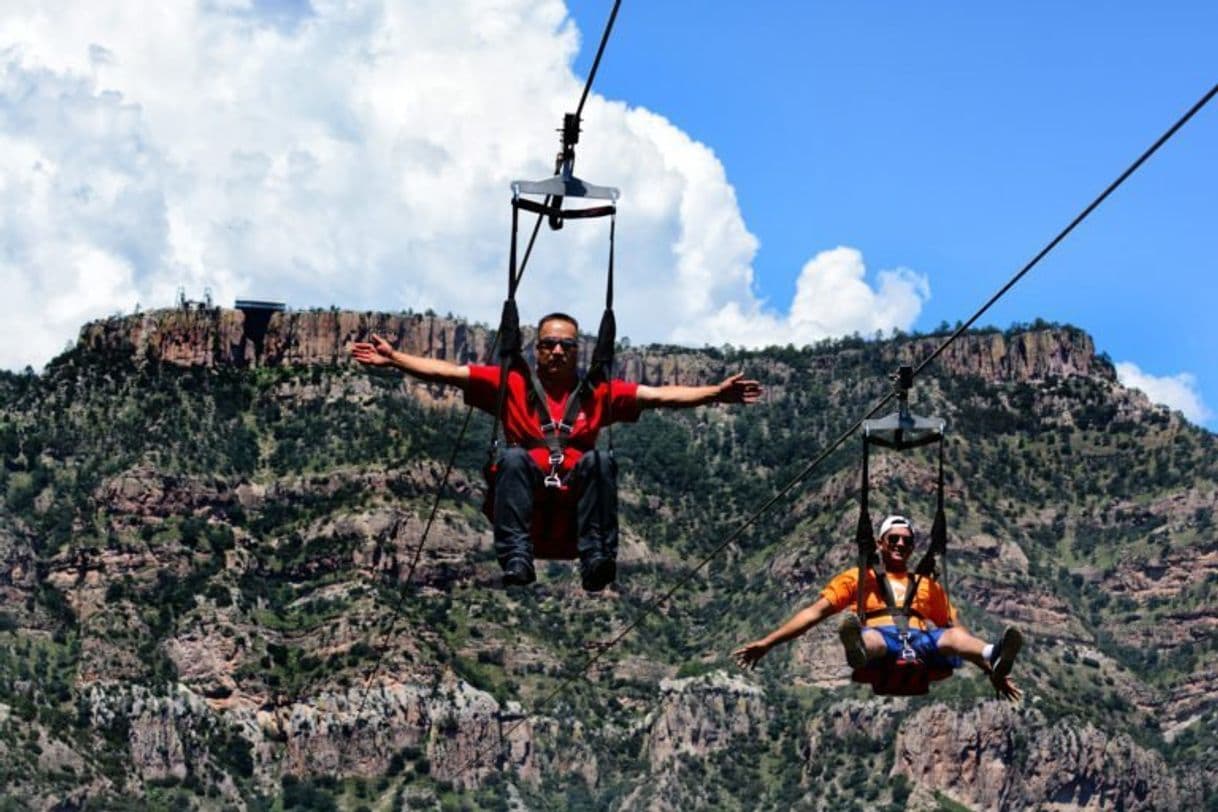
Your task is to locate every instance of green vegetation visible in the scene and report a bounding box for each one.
[0,315,1214,808]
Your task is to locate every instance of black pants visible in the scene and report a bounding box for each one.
[493,447,618,572]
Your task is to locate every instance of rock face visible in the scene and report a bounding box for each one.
[622,672,770,811]
[644,672,767,770]
[78,308,495,371]
[78,309,1102,388]
[0,523,41,630]
[891,328,1104,384]
[3,307,1212,809]
[78,673,547,796]
[894,704,1186,811]
[804,697,905,761]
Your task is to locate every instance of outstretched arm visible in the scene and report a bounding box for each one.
[732,596,835,670]
[636,372,763,410]
[350,334,470,388]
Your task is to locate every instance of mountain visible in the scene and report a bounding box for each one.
[0,305,1214,810]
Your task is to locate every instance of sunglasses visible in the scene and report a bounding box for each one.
[884,534,915,546]
[537,337,578,352]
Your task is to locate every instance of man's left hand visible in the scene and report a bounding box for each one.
[717,373,763,404]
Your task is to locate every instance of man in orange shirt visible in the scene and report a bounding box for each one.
[733,515,1022,700]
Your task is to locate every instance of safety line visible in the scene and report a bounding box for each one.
[449,79,1218,778]
[401,208,548,587]
[449,387,897,778]
[351,208,548,717]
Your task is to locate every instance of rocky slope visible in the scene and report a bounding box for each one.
[0,307,1214,810]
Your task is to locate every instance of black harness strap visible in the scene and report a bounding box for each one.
[590,215,616,451]
[514,196,617,221]
[488,203,617,491]
[521,365,591,488]
[854,440,876,622]
[589,215,616,382]
[887,437,950,640]
[913,440,949,593]
[521,213,617,487]
[487,204,526,469]
[854,380,952,668]
[855,435,902,628]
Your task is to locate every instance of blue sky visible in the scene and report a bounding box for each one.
[564,1,1217,428]
[1,1,1214,428]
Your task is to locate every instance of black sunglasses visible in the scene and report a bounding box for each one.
[884,533,915,546]
[538,338,578,352]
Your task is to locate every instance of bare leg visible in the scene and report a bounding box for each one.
[859,629,889,661]
[839,615,890,668]
[937,625,1023,699]
[935,626,988,669]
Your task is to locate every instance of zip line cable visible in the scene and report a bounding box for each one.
[913,81,1218,379]
[449,79,1218,778]
[576,0,622,120]
[353,0,626,715]
[451,388,899,779]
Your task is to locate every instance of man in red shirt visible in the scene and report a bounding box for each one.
[733,515,1022,700]
[351,313,762,590]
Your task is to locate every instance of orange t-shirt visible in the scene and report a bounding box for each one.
[821,568,957,630]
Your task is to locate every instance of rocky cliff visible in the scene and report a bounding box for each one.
[0,308,1213,810]
[80,307,1104,389]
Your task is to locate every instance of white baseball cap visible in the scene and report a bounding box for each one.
[878,515,916,538]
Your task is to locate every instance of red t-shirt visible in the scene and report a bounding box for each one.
[464,364,642,473]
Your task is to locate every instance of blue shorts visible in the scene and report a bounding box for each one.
[873,625,962,670]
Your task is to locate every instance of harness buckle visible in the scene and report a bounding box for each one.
[898,630,918,663]
[543,447,565,489]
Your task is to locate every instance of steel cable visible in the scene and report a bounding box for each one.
[448,79,1218,778]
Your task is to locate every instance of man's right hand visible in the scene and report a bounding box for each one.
[732,640,771,671]
[350,334,395,367]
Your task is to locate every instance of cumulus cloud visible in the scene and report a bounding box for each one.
[1116,362,1212,424]
[0,0,928,370]
[673,246,929,347]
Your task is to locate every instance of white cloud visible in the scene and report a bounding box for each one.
[673,246,929,347]
[1116,362,1213,424]
[0,0,929,370]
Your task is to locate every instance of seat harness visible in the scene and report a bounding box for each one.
[853,366,951,694]
[487,113,620,489]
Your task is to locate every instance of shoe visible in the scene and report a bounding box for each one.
[581,557,617,592]
[502,560,536,587]
[988,627,1023,681]
[838,614,869,669]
